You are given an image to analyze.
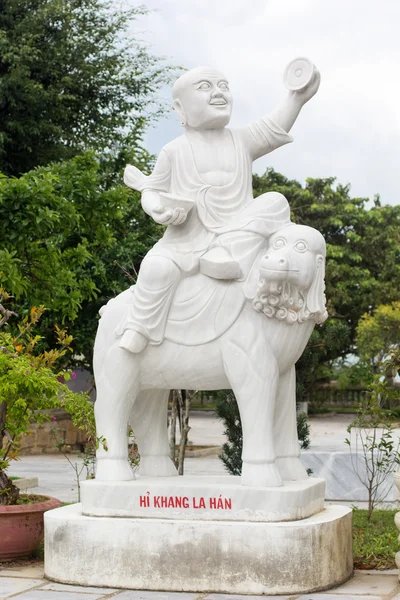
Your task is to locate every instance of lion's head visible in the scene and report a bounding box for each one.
[253,223,328,325]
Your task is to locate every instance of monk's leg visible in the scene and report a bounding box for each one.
[118,255,180,353]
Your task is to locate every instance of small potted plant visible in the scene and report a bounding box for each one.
[0,289,92,561]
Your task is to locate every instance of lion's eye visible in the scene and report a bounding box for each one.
[272,238,286,249]
[295,241,308,252]
[198,81,211,90]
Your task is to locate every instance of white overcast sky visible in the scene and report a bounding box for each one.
[132,0,400,207]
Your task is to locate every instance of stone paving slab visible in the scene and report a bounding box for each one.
[0,577,43,598]
[204,595,296,599]
[41,582,118,594]
[113,593,200,599]
[296,595,383,600]
[5,589,110,599]
[40,581,120,595]
[328,572,399,595]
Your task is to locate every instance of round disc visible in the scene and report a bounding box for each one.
[283,57,314,91]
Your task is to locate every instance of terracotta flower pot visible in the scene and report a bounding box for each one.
[0,495,62,561]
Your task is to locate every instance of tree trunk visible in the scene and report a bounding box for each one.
[169,391,178,467]
[177,389,192,476]
[0,401,6,451]
[367,480,374,521]
[169,390,193,474]
[0,471,19,505]
[0,401,20,505]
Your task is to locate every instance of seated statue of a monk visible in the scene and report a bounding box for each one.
[117,65,320,353]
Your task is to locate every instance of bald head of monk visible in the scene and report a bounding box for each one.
[172,66,232,130]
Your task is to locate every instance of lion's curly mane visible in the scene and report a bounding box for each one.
[252,279,326,325]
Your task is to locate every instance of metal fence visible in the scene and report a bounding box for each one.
[306,387,369,408]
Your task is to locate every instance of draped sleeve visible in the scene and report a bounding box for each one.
[237,115,293,161]
[124,150,171,193]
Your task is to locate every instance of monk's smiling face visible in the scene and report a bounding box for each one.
[172,67,233,130]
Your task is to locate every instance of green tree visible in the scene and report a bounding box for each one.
[0,0,173,176]
[357,302,400,369]
[0,152,162,369]
[0,289,95,505]
[356,302,400,407]
[345,303,400,519]
[253,169,400,398]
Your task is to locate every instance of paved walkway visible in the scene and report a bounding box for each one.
[0,564,399,599]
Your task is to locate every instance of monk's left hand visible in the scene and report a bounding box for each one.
[290,69,321,105]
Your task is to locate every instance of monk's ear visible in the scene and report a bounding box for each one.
[307,254,328,323]
[173,99,185,122]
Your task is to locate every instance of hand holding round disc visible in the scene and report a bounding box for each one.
[283,57,315,91]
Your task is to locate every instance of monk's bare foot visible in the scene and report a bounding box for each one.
[119,330,148,353]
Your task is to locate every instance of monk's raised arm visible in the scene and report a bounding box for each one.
[268,69,321,134]
[238,69,321,161]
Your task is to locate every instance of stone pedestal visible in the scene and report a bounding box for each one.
[45,503,352,595]
[81,475,325,522]
[44,477,353,595]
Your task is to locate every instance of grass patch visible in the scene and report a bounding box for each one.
[16,494,49,505]
[30,539,44,560]
[353,508,398,569]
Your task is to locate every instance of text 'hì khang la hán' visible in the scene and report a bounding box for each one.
[139,492,232,510]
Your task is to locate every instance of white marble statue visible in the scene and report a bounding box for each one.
[94,62,325,487]
[117,64,320,353]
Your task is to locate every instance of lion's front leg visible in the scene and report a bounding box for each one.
[275,366,308,481]
[94,344,139,481]
[222,323,283,488]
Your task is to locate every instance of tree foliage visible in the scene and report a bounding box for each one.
[253,169,400,396]
[356,302,400,367]
[356,302,400,407]
[0,151,162,368]
[0,288,93,505]
[0,0,173,175]
[346,379,400,520]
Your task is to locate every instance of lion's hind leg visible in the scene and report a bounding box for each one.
[131,389,178,478]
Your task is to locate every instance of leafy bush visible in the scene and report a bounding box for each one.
[0,289,96,505]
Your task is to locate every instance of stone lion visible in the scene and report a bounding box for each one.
[93,222,327,487]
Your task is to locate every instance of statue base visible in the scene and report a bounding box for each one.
[44,502,352,595]
[80,475,325,522]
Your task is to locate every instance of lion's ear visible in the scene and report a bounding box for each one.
[306,254,327,322]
